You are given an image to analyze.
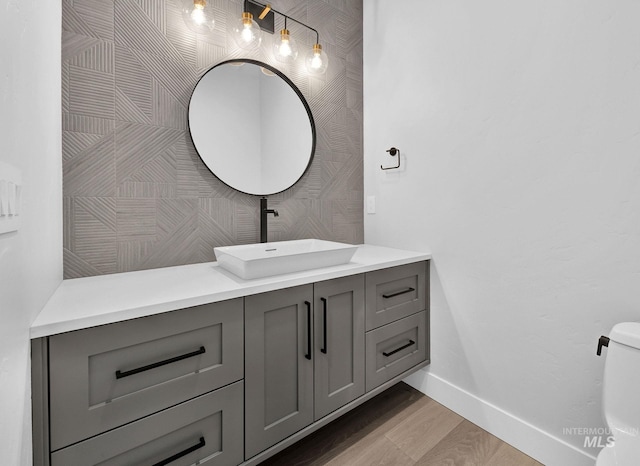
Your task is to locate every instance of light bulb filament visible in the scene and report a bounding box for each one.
[280,39,292,57]
[191,8,206,25]
[311,52,322,69]
[242,24,253,42]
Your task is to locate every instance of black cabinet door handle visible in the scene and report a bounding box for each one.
[152,437,206,466]
[383,340,415,357]
[382,287,415,299]
[115,346,206,379]
[320,297,327,354]
[305,301,312,360]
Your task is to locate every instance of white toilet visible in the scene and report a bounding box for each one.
[596,322,640,465]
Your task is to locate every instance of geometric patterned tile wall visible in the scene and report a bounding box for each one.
[62,0,363,278]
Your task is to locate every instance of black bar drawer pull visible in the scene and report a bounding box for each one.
[321,297,328,354]
[152,437,205,466]
[382,287,415,299]
[305,301,312,360]
[383,340,415,357]
[115,346,206,379]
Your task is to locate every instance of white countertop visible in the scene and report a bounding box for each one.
[31,244,431,338]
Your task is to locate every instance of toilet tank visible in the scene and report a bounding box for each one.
[602,322,640,446]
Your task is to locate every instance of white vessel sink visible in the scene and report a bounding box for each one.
[214,239,359,279]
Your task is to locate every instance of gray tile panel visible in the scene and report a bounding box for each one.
[69,41,115,73]
[63,131,116,197]
[115,122,183,184]
[62,1,100,39]
[63,114,116,134]
[116,198,156,241]
[68,66,115,119]
[64,197,118,276]
[63,132,104,161]
[69,0,115,40]
[62,31,101,63]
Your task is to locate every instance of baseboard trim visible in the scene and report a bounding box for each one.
[403,370,596,466]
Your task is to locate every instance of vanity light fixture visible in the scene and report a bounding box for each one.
[181,0,216,34]
[232,11,263,50]
[240,0,329,74]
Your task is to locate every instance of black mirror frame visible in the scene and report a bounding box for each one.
[187,59,317,196]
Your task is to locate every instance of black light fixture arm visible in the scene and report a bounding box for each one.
[245,0,320,43]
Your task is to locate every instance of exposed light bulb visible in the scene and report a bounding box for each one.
[274,29,298,64]
[182,0,215,34]
[305,43,329,75]
[233,12,262,50]
[191,6,205,25]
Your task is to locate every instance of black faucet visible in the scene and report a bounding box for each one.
[260,197,279,243]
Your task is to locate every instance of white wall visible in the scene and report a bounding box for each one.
[0,1,63,464]
[364,1,640,465]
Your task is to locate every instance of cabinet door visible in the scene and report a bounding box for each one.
[245,285,314,459]
[314,274,365,420]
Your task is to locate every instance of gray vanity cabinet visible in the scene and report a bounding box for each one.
[32,258,430,466]
[244,274,365,459]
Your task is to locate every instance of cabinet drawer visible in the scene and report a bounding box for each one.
[51,381,244,466]
[365,311,427,391]
[48,299,243,450]
[365,261,427,330]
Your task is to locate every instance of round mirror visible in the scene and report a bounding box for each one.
[188,59,316,196]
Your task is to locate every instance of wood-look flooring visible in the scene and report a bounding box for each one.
[259,382,543,466]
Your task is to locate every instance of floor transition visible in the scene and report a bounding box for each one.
[259,382,542,466]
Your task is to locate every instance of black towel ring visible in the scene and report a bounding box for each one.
[381,147,401,170]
